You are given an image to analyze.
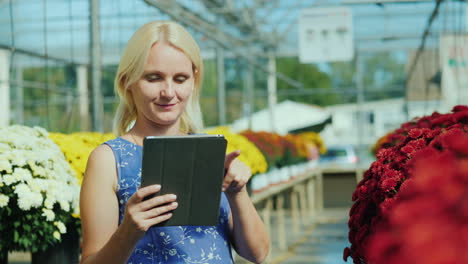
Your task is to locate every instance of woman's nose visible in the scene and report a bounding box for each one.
[160,81,175,98]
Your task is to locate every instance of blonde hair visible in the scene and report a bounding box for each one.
[113,21,204,136]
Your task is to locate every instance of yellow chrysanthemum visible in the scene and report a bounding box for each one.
[204,127,268,175]
[49,132,115,185]
[297,132,326,154]
[285,134,309,159]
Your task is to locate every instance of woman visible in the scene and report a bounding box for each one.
[80,21,270,264]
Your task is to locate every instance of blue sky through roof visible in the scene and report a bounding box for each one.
[0,0,466,66]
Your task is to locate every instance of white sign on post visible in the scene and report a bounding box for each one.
[298,7,354,63]
[439,34,468,108]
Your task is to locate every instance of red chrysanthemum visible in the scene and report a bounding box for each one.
[345,105,468,263]
[366,131,468,264]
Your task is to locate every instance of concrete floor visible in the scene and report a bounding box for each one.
[276,171,355,264]
[278,221,349,264]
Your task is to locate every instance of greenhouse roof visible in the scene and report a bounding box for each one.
[0,0,465,66]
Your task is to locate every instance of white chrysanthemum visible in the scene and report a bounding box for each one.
[31,164,47,178]
[10,150,27,167]
[15,183,43,210]
[33,126,49,137]
[28,178,48,193]
[44,197,55,209]
[0,142,10,152]
[54,221,67,234]
[72,205,80,217]
[3,174,17,186]
[0,159,12,174]
[59,200,70,212]
[13,168,33,182]
[53,231,61,240]
[1,125,80,221]
[0,194,9,207]
[42,208,55,221]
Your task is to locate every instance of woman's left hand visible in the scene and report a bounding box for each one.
[222,150,252,194]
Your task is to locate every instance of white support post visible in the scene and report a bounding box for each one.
[243,64,254,129]
[15,65,24,124]
[77,65,90,131]
[90,0,103,132]
[0,49,10,127]
[267,53,277,132]
[216,46,226,125]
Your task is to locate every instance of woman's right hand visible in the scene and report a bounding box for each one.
[121,184,178,238]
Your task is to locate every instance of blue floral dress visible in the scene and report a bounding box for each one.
[104,137,234,264]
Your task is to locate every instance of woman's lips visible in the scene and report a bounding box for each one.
[156,103,177,110]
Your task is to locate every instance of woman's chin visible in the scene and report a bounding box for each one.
[152,116,180,127]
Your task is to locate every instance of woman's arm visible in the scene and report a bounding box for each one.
[80,145,177,264]
[223,151,270,264]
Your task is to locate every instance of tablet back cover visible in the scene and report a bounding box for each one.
[141,135,227,226]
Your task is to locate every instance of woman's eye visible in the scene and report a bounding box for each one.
[145,74,161,82]
[174,76,188,83]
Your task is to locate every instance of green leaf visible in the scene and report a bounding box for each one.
[14,230,19,241]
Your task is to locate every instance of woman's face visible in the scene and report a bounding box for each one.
[132,41,195,128]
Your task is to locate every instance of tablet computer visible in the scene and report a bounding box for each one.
[141,134,227,226]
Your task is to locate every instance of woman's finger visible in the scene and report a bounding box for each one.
[222,173,234,192]
[224,150,241,172]
[143,202,178,219]
[146,212,173,227]
[128,184,161,204]
[139,193,177,211]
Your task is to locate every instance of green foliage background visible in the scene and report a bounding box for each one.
[9,52,406,132]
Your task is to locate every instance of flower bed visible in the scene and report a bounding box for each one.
[365,128,468,264]
[0,126,80,257]
[204,126,268,176]
[297,131,327,158]
[49,132,114,185]
[240,130,322,192]
[344,105,468,263]
[240,130,285,169]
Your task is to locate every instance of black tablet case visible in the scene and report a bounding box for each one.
[141,135,227,227]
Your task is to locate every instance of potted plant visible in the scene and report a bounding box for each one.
[345,105,468,263]
[0,125,80,264]
[366,128,468,264]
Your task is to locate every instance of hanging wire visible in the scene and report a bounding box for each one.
[404,0,444,119]
[430,0,449,111]
[429,2,441,113]
[423,2,443,114]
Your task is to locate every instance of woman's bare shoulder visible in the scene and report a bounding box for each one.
[89,144,114,162]
[84,144,117,189]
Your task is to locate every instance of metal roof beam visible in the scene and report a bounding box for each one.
[198,0,279,49]
[341,0,434,4]
[201,0,256,34]
[144,0,247,48]
[144,0,306,90]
